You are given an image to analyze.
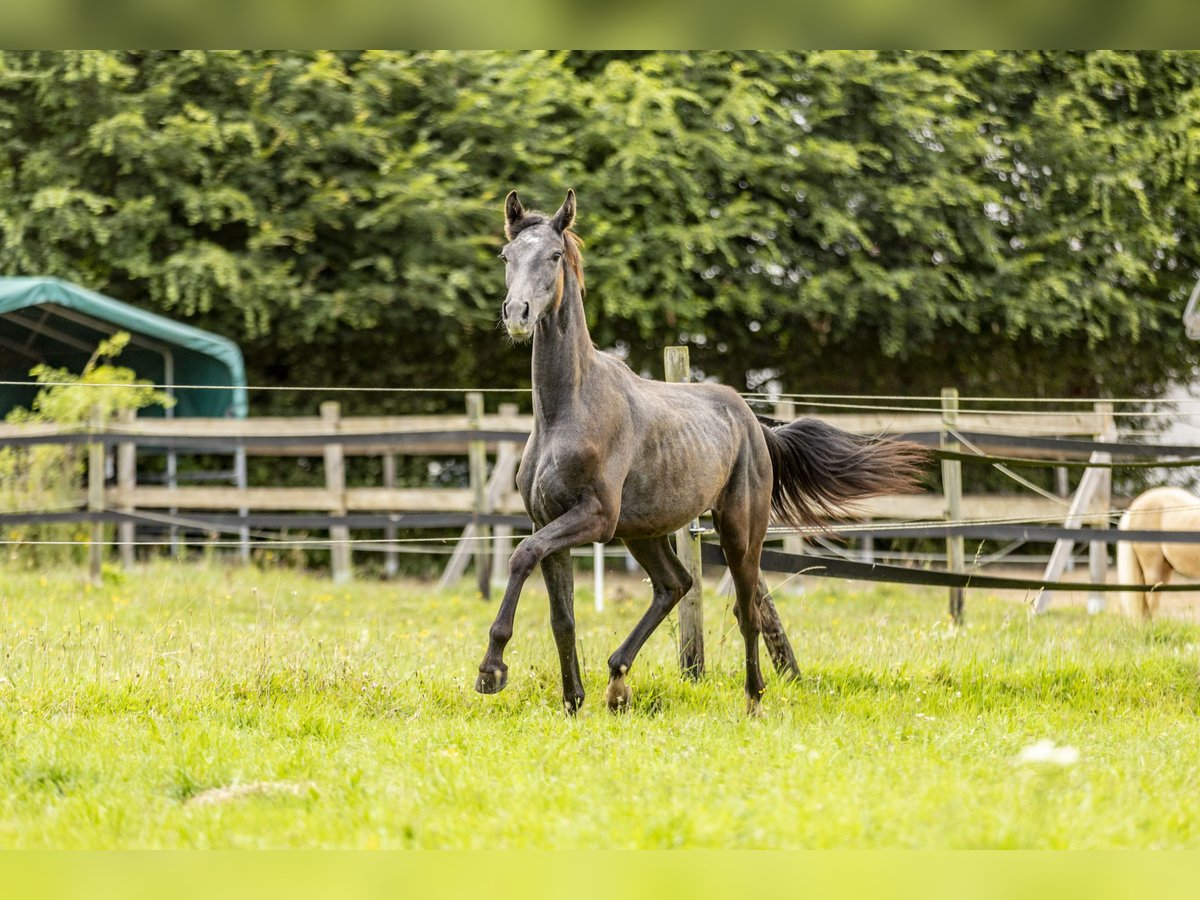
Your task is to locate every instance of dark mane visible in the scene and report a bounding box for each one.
[505,212,585,292]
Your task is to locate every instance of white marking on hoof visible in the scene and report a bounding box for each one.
[605,676,632,711]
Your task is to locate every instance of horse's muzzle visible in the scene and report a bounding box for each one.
[505,321,533,341]
[503,298,533,340]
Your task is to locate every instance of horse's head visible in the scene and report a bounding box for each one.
[499,189,577,341]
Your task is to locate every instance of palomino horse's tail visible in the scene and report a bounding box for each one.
[759,417,928,531]
[1116,509,1148,620]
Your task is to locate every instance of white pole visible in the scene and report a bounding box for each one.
[593,542,605,612]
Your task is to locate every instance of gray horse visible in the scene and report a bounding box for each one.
[476,190,926,714]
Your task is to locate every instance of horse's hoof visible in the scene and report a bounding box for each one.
[746,692,764,718]
[475,666,508,694]
[563,694,585,716]
[605,677,632,712]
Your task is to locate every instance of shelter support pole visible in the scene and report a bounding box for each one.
[664,346,705,678]
[1035,406,1116,615]
[87,404,105,584]
[941,388,965,624]
[467,392,491,600]
[321,401,351,584]
[116,409,136,569]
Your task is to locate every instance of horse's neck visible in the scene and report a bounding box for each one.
[531,270,593,422]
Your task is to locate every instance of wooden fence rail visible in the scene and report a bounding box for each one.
[0,391,1118,594]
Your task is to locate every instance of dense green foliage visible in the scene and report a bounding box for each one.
[3,563,1200,848]
[2,51,1198,412]
[0,333,173,564]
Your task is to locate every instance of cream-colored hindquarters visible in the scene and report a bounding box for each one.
[1117,486,1200,620]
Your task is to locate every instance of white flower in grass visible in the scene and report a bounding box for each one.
[1016,739,1080,766]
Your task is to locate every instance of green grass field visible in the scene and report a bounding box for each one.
[1,560,1199,849]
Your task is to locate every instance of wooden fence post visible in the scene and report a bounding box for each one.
[321,401,351,584]
[234,443,250,563]
[467,392,491,600]
[116,409,136,569]
[382,453,399,578]
[664,346,704,679]
[941,388,965,624]
[1088,401,1116,614]
[490,402,520,590]
[87,404,105,583]
[438,401,520,593]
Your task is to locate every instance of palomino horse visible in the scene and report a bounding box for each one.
[1117,486,1200,620]
[476,190,927,713]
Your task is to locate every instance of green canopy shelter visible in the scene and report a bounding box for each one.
[0,277,247,418]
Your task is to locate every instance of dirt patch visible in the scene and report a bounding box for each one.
[184,780,316,808]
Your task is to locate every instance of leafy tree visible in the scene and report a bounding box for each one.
[1,51,1198,416]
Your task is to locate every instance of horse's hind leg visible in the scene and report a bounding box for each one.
[712,510,767,715]
[755,575,800,678]
[711,526,799,679]
[1140,549,1172,621]
[605,535,693,711]
[540,549,586,713]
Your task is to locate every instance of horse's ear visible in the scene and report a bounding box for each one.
[550,189,576,234]
[504,191,525,238]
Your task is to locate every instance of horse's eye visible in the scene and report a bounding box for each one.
[499,253,508,263]
[551,252,563,262]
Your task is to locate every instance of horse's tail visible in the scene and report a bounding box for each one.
[1116,509,1148,620]
[758,417,928,531]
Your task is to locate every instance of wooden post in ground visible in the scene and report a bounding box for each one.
[382,453,399,578]
[87,404,106,583]
[321,401,351,584]
[438,408,521,593]
[467,392,491,600]
[116,409,136,570]
[941,388,965,624]
[664,346,705,678]
[490,402,520,590]
[234,443,250,563]
[1088,402,1116,614]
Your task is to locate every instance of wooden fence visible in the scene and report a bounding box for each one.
[0,375,1117,593]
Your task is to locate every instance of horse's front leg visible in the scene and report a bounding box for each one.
[475,495,613,701]
[540,549,585,713]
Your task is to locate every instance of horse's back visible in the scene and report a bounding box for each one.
[1123,486,1200,531]
[606,369,767,537]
